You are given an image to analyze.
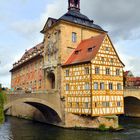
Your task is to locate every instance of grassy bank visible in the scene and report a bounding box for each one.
[0,90,6,123]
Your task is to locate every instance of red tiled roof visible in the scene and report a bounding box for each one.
[127,77,140,86]
[20,43,44,61]
[127,77,140,82]
[10,43,44,72]
[63,34,106,66]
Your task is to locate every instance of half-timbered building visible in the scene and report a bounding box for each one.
[63,34,124,116]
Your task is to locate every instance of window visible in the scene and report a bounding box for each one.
[94,82,98,90]
[109,83,113,90]
[75,50,80,55]
[66,69,69,77]
[85,67,89,74]
[69,102,72,108]
[95,102,98,107]
[106,68,110,75]
[116,69,120,76]
[30,81,32,88]
[72,32,77,42]
[110,58,114,63]
[84,102,89,109]
[117,101,121,107]
[101,57,105,62]
[34,80,36,86]
[117,83,122,90]
[88,47,93,52]
[95,67,100,74]
[85,82,90,90]
[102,102,110,107]
[100,82,105,90]
[76,102,79,108]
[39,80,42,88]
[66,84,69,91]
[106,47,109,51]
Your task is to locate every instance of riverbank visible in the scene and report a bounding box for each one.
[0,116,140,140]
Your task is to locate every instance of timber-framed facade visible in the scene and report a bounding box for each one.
[63,34,124,116]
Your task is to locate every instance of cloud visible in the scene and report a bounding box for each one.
[81,0,140,41]
[1,0,140,88]
[9,19,43,43]
[40,0,67,24]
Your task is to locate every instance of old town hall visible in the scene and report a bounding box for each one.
[10,0,124,128]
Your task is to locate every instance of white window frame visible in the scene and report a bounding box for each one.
[94,82,98,90]
[116,69,120,76]
[85,82,90,90]
[72,32,77,43]
[117,83,122,90]
[85,67,89,75]
[66,69,69,77]
[109,83,113,90]
[66,84,69,91]
[95,67,100,74]
[106,68,110,75]
[100,82,105,90]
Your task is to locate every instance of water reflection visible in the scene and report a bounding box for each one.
[0,116,140,140]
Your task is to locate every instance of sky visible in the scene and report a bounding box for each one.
[0,0,140,88]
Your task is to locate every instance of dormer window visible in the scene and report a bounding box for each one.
[88,46,95,52]
[88,48,93,52]
[75,50,81,55]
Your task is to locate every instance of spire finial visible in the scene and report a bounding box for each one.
[68,0,80,12]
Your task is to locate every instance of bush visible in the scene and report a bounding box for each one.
[99,124,108,131]
[0,91,6,124]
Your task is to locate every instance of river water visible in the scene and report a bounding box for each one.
[0,116,140,140]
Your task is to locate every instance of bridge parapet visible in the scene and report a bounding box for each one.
[124,88,140,100]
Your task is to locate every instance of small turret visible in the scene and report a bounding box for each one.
[68,0,80,12]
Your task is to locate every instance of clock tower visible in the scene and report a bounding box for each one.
[68,0,80,11]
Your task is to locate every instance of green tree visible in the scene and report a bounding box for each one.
[0,90,6,123]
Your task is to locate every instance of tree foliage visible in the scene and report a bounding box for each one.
[0,90,6,123]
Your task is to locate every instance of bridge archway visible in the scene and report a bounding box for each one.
[4,98,62,124]
[124,96,140,117]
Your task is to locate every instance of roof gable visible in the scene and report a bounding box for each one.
[105,35,125,67]
[92,35,125,67]
[63,34,106,66]
[41,18,57,33]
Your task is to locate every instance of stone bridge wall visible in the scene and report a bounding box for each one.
[124,88,140,117]
[124,88,140,99]
[4,91,119,129]
[4,91,64,125]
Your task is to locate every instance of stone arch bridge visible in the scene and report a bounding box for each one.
[4,88,140,124]
[124,89,140,117]
[4,91,64,125]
